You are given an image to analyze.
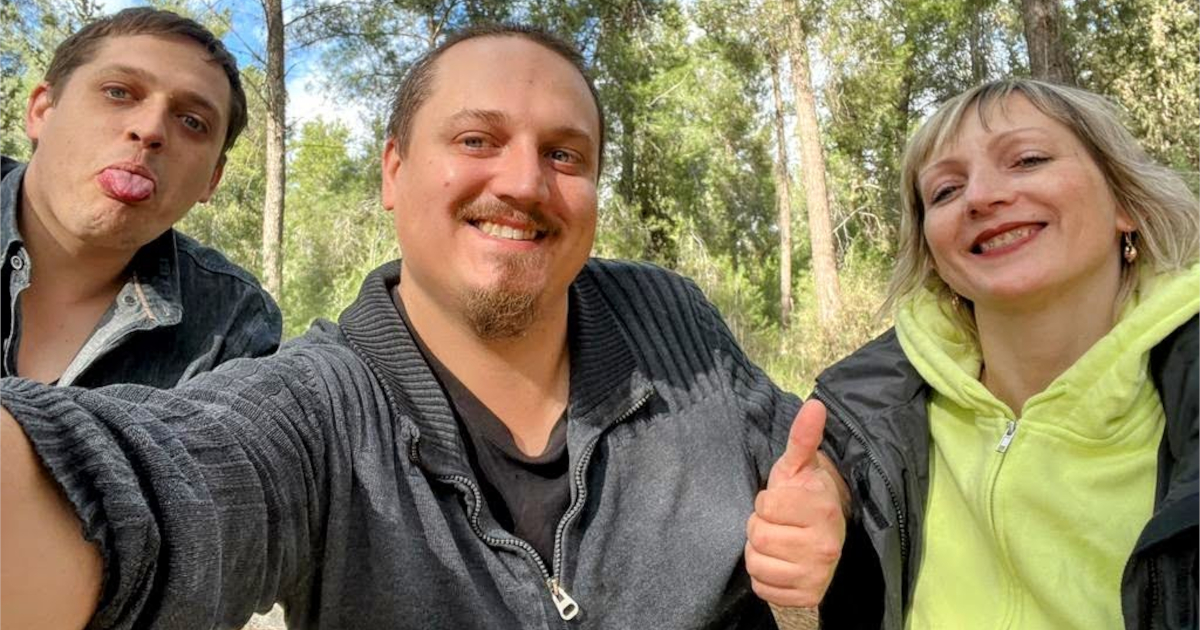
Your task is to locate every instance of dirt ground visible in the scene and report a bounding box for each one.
[771,605,820,630]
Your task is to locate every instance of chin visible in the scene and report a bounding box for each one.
[972,283,1061,311]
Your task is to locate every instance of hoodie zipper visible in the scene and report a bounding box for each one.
[414,389,653,622]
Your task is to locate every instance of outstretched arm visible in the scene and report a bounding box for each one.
[0,348,336,628]
[1,408,102,629]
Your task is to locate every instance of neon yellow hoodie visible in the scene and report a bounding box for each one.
[897,264,1199,630]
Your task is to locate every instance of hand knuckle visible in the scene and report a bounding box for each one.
[748,524,773,550]
[815,540,842,564]
[821,501,842,523]
[757,491,779,519]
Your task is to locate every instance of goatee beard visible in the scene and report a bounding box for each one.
[455,199,556,340]
[461,249,546,340]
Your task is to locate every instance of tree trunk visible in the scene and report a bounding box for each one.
[769,54,794,328]
[261,0,286,299]
[1020,0,1076,85]
[969,0,990,83]
[787,5,842,330]
[885,18,917,222]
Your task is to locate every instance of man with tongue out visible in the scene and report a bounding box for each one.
[0,7,280,389]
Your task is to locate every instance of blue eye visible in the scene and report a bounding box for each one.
[103,86,130,100]
[548,148,577,163]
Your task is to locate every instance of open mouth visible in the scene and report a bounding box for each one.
[470,219,547,242]
[971,224,1043,255]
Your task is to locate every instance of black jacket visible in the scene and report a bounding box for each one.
[815,316,1198,630]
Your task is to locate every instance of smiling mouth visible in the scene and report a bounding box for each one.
[972,224,1043,254]
[470,219,546,242]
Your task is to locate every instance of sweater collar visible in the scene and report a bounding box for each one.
[337,259,648,476]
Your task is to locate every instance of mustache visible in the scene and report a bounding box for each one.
[454,199,559,236]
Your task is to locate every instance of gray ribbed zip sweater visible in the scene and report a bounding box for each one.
[3,258,801,630]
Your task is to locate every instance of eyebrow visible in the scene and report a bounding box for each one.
[443,108,597,151]
[918,126,1049,180]
[98,63,224,124]
[444,108,510,130]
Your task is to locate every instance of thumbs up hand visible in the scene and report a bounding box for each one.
[744,399,848,608]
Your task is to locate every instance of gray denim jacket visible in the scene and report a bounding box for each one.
[1,157,282,387]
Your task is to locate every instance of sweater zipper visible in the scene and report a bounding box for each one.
[436,473,568,615]
[420,389,653,622]
[811,387,910,566]
[547,390,653,620]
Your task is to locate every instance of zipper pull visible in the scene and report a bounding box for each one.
[996,420,1018,453]
[547,578,580,620]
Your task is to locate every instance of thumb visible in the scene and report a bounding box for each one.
[770,399,827,485]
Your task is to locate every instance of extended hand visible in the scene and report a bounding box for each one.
[744,399,847,608]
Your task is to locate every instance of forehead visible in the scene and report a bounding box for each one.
[69,34,231,114]
[420,36,600,139]
[925,93,1073,164]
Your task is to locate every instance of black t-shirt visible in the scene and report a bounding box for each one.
[392,288,570,563]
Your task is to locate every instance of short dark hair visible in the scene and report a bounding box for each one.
[386,24,606,172]
[43,7,247,158]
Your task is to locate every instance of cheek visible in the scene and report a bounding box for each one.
[922,211,957,262]
[560,180,598,220]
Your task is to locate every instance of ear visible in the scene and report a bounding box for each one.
[381,138,403,211]
[25,83,55,143]
[1115,206,1136,233]
[197,157,226,203]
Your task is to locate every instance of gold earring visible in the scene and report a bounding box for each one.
[1123,232,1138,264]
[950,292,961,308]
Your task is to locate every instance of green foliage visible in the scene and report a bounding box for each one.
[670,218,891,395]
[1,0,103,158]
[4,0,1194,388]
[280,119,394,337]
[1075,0,1199,172]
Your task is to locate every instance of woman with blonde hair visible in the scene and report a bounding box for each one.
[814,79,1198,629]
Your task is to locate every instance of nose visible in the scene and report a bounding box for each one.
[963,166,1014,217]
[491,142,550,208]
[125,102,168,151]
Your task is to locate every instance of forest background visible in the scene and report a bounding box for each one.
[2,0,1196,403]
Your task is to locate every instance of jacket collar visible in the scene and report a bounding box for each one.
[1139,314,1198,552]
[337,259,649,478]
[2,158,26,257]
[814,328,929,429]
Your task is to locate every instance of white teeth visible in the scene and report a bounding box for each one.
[477,221,538,241]
[979,226,1038,252]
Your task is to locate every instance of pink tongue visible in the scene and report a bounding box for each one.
[98,169,155,202]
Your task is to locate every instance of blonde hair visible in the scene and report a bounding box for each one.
[882,79,1199,327]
